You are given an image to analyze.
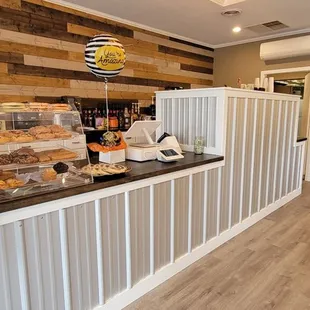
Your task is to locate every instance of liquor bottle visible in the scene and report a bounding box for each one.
[83,110,88,126]
[91,109,97,128]
[150,101,156,120]
[124,107,131,130]
[137,103,141,121]
[118,107,125,130]
[102,109,108,130]
[88,110,92,127]
[131,103,138,125]
[109,110,119,130]
[95,109,103,128]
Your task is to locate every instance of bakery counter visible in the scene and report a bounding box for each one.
[0,152,224,214]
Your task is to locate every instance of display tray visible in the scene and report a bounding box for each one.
[0,166,92,200]
[0,132,79,145]
[81,163,132,178]
[0,147,80,170]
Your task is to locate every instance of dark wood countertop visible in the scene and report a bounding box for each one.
[0,152,223,214]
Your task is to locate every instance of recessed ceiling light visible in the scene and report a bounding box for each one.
[233,26,241,33]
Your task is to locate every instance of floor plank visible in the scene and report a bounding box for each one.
[126,182,310,310]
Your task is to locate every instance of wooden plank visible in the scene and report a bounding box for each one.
[134,70,213,86]
[0,84,154,100]
[70,80,159,93]
[0,15,89,45]
[158,46,214,63]
[67,23,158,51]
[0,6,66,31]
[8,64,191,88]
[157,67,213,81]
[0,51,24,64]
[0,95,34,102]
[0,40,69,60]
[0,63,8,73]
[0,29,84,53]
[169,37,214,52]
[134,31,214,58]
[0,0,21,9]
[181,63,213,75]
[21,1,134,38]
[0,73,70,88]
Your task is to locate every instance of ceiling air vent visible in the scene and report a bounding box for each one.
[221,9,242,17]
[246,21,289,34]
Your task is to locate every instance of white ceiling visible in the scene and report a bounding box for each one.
[52,0,310,48]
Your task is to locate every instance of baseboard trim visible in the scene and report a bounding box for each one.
[95,188,302,310]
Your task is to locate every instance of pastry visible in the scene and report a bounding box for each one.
[28,102,51,111]
[0,135,11,144]
[54,132,72,139]
[29,126,51,135]
[47,124,66,133]
[10,134,34,143]
[11,147,36,158]
[35,133,56,140]
[0,154,12,165]
[6,178,24,188]
[0,180,8,189]
[49,151,77,161]
[35,151,51,163]
[12,155,39,164]
[0,102,26,111]
[51,104,71,111]
[0,170,15,181]
[53,162,69,174]
[41,168,57,181]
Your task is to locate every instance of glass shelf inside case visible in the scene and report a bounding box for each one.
[0,102,93,201]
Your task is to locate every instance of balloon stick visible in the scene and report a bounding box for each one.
[104,78,109,131]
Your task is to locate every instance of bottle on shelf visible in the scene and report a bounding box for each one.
[150,100,156,120]
[124,106,131,130]
[102,109,108,130]
[91,109,97,128]
[118,107,125,130]
[88,110,93,128]
[95,109,103,129]
[131,103,138,125]
[109,109,119,130]
[137,103,141,121]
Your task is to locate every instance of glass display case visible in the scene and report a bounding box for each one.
[0,102,93,201]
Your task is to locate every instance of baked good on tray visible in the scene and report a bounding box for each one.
[28,126,51,135]
[35,133,56,140]
[0,154,12,165]
[10,134,34,143]
[0,170,15,181]
[81,163,129,177]
[6,178,24,188]
[35,148,77,162]
[53,162,69,174]
[0,135,11,144]
[42,168,57,181]
[51,104,72,111]
[10,147,38,164]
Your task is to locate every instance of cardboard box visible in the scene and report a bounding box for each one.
[99,149,125,164]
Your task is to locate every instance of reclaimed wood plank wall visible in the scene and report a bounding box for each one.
[0,0,214,106]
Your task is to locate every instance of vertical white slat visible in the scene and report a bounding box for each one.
[195,99,199,137]
[59,209,71,310]
[257,100,267,211]
[202,97,207,142]
[286,103,294,195]
[248,99,258,216]
[124,192,132,289]
[149,185,155,275]
[188,174,193,253]
[171,99,176,135]
[202,171,208,244]
[83,205,92,307]
[265,101,275,208]
[188,98,193,145]
[272,101,282,202]
[279,101,288,198]
[14,221,30,310]
[216,167,222,236]
[228,98,237,228]
[296,147,302,190]
[239,98,248,222]
[95,199,104,305]
[291,146,297,192]
[31,218,44,310]
[299,144,306,189]
[170,180,175,263]
[72,208,83,309]
[0,226,11,310]
[45,214,57,310]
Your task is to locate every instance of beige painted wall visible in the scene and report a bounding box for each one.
[214,39,310,87]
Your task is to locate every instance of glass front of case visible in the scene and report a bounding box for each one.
[0,102,93,202]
